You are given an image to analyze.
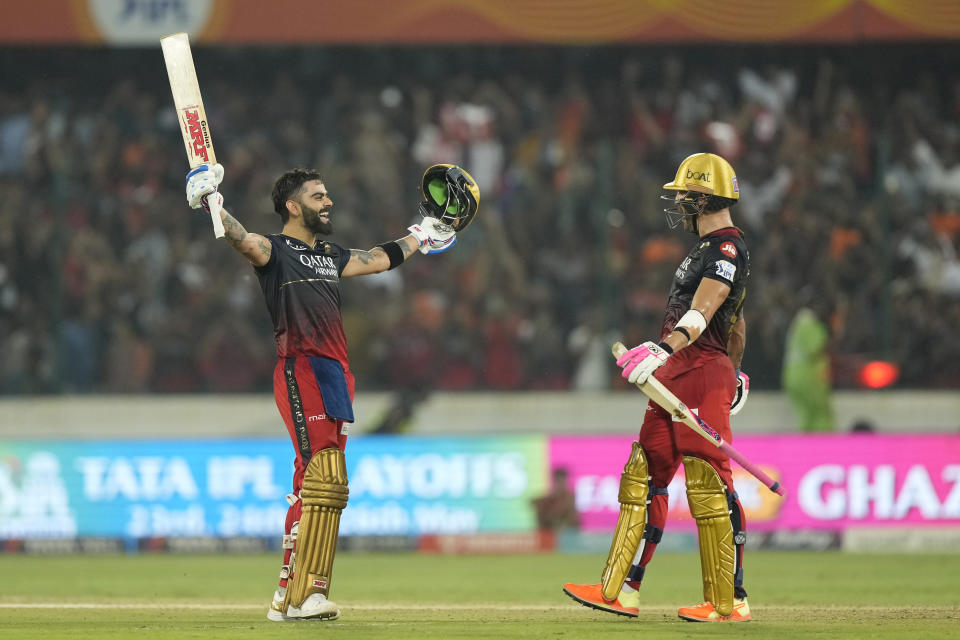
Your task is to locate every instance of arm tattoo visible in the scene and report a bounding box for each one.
[221,211,271,263]
[222,212,248,248]
[352,248,378,265]
[398,237,418,259]
[257,238,272,257]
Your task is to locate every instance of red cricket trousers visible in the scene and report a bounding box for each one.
[633,351,745,587]
[638,351,737,487]
[271,356,354,588]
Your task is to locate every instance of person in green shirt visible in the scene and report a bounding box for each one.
[782,306,835,431]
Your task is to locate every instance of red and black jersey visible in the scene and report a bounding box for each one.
[659,227,749,359]
[254,234,352,369]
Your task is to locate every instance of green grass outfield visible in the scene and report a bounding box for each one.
[1,551,959,639]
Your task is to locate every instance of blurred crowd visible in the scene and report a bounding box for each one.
[1,44,958,395]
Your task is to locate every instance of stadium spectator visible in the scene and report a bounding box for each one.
[531,467,580,531]
[782,304,836,431]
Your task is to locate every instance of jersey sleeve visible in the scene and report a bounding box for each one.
[700,238,747,287]
[329,242,351,276]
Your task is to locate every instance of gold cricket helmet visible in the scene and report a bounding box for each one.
[661,153,739,230]
[418,164,480,232]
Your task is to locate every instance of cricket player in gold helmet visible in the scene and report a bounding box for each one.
[564,152,753,622]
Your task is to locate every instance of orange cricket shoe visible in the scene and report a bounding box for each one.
[562,583,639,618]
[677,597,751,622]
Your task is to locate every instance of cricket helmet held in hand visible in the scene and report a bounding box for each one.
[419,164,480,232]
[661,153,739,231]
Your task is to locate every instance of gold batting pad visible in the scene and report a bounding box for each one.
[600,442,650,601]
[283,448,349,610]
[683,456,735,617]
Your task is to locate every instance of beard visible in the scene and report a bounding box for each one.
[302,203,333,236]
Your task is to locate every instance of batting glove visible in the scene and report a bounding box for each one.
[408,216,457,255]
[616,341,670,385]
[186,163,224,210]
[730,371,750,415]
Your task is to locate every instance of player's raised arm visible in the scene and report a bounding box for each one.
[342,164,481,278]
[186,163,272,267]
[341,236,418,278]
[218,204,273,267]
[341,219,455,278]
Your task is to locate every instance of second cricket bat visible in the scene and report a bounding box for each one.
[160,32,225,238]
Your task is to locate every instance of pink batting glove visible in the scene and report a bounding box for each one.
[616,341,670,385]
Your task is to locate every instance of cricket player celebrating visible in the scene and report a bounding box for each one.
[185,163,479,621]
[563,153,753,622]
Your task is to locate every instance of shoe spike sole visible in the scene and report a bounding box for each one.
[562,587,638,618]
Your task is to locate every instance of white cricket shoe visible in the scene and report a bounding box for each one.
[266,589,289,621]
[267,589,340,622]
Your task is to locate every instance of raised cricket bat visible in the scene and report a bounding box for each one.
[612,341,785,496]
[160,32,225,238]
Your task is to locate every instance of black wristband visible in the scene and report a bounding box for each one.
[377,241,405,270]
[672,326,691,343]
[657,341,674,355]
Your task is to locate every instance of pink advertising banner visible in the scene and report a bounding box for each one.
[549,435,960,532]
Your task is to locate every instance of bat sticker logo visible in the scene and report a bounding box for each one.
[694,414,723,442]
[182,106,210,162]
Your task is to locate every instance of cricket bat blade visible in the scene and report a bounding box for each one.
[161,32,225,238]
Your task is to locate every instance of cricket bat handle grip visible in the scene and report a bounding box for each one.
[718,442,785,496]
[207,195,225,238]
